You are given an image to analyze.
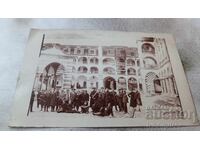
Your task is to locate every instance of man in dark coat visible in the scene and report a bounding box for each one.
[94,89,105,113]
[83,90,89,105]
[74,90,82,111]
[90,88,97,107]
[70,89,76,108]
[91,90,100,113]
[128,89,142,118]
[122,90,129,113]
[106,90,115,117]
[135,89,142,111]
[110,89,117,112]
[55,89,60,111]
[117,89,123,111]
[45,91,51,112]
[50,90,57,112]
[80,92,90,114]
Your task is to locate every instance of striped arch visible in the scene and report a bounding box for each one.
[145,72,159,95]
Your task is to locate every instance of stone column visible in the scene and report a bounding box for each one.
[167,78,171,95]
[169,77,175,95]
[164,79,168,94]
[160,79,164,94]
[98,46,103,88]
[172,77,178,95]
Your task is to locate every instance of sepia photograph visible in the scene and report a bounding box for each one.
[9,29,198,127]
[0,1,200,149]
[28,36,181,120]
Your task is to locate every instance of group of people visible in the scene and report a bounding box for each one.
[29,87,142,118]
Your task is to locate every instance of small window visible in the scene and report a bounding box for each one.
[77,49,81,54]
[90,50,94,54]
[71,48,74,54]
[131,52,135,56]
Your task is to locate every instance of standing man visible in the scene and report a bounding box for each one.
[45,90,51,112]
[83,90,89,105]
[110,89,118,111]
[135,89,142,112]
[122,90,128,114]
[50,89,57,112]
[117,89,123,111]
[107,90,115,117]
[70,89,76,109]
[74,90,81,111]
[90,88,98,108]
[128,89,142,118]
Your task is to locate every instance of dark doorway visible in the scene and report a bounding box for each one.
[154,79,162,94]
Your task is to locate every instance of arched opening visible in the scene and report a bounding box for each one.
[41,62,65,90]
[143,57,157,69]
[127,68,136,75]
[103,67,115,75]
[145,72,161,95]
[89,76,98,89]
[77,75,87,89]
[78,66,88,73]
[142,43,155,55]
[104,76,116,90]
[137,60,140,67]
[90,57,99,64]
[103,58,115,65]
[118,77,126,90]
[128,77,137,91]
[78,57,87,64]
[127,59,135,66]
[90,67,99,74]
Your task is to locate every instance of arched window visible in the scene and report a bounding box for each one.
[137,60,140,66]
[90,57,99,64]
[89,76,98,88]
[127,68,136,75]
[90,67,99,74]
[42,62,65,90]
[103,58,115,65]
[142,43,155,55]
[78,66,88,73]
[127,59,135,66]
[78,57,87,64]
[145,72,161,94]
[77,75,87,89]
[103,67,115,75]
[143,57,157,69]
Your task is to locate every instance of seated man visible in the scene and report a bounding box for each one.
[80,101,90,113]
[93,104,114,117]
[57,101,80,113]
